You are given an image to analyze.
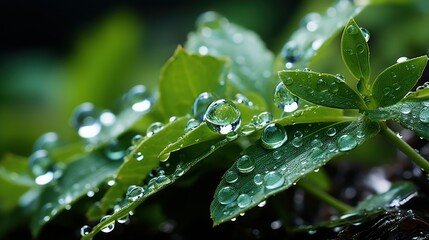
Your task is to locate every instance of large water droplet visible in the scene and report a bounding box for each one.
[261,123,288,149]
[274,82,299,112]
[193,92,215,121]
[124,85,152,113]
[29,150,58,185]
[126,185,144,202]
[236,155,256,173]
[360,27,370,42]
[264,171,284,189]
[400,104,411,114]
[80,225,92,236]
[337,134,357,151]
[237,194,252,208]
[104,140,125,160]
[225,170,238,183]
[146,122,164,137]
[217,186,238,205]
[419,107,429,123]
[71,103,102,139]
[100,215,115,233]
[185,118,200,133]
[204,99,241,135]
[396,56,408,63]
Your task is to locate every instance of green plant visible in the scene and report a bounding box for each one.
[1,0,428,239]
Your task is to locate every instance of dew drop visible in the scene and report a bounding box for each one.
[261,123,288,149]
[274,82,299,112]
[125,85,152,113]
[396,56,408,63]
[335,74,345,81]
[326,127,337,136]
[185,118,200,133]
[29,150,58,185]
[146,122,164,137]
[236,155,256,173]
[99,111,116,127]
[294,131,303,138]
[360,27,370,42]
[226,131,238,141]
[337,134,358,151]
[198,46,209,55]
[80,225,91,236]
[204,99,241,135]
[193,92,215,121]
[104,140,125,161]
[237,194,252,208]
[126,185,144,202]
[71,102,102,139]
[273,150,281,160]
[253,173,264,185]
[225,170,238,183]
[400,104,411,114]
[257,112,273,127]
[281,41,301,67]
[258,201,266,207]
[346,25,358,35]
[291,137,303,148]
[100,215,115,233]
[33,132,59,151]
[234,93,254,107]
[311,139,323,148]
[217,186,238,205]
[419,107,429,123]
[240,124,255,135]
[134,152,144,161]
[264,171,284,189]
[316,79,328,92]
[327,143,337,152]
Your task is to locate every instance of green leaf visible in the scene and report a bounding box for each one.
[82,138,231,240]
[371,56,428,107]
[365,97,429,139]
[341,18,370,85]
[211,118,379,225]
[278,0,366,70]
[159,47,227,117]
[278,70,366,109]
[30,153,121,236]
[185,12,275,105]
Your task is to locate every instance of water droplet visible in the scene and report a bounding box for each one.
[273,150,281,160]
[264,171,284,189]
[274,82,299,112]
[257,112,273,127]
[33,132,59,151]
[311,139,323,148]
[303,68,311,72]
[236,155,256,173]
[419,107,429,123]
[281,41,301,67]
[116,212,130,224]
[356,130,365,138]
[327,143,337,152]
[237,194,251,208]
[400,104,411,114]
[71,103,102,139]
[356,44,364,54]
[217,186,238,205]
[198,46,209,55]
[174,166,185,177]
[346,25,358,35]
[291,137,303,148]
[131,134,143,145]
[124,85,152,113]
[254,174,263,185]
[234,93,253,107]
[225,170,238,183]
[134,152,144,161]
[184,118,200,133]
[146,122,164,137]
[397,56,408,63]
[104,140,125,161]
[155,175,171,186]
[360,27,370,42]
[80,225,91,236]
[294,131,303,138]
[100,215,115,233]
[258,201,267,207]
[240,124,255,135]
[99,111,116,127]
[193,92,215,121]
[326,127,337,136]
[337,134,357,151]
[316,79,328,92]
[261,123,288,149]
[302,13,320,32]
[335,74,345,81]
[126,185,144,202]
[29,150,58,185]
[204,99,241,135]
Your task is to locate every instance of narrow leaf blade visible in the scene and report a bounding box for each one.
[278,70,365,109]
[211,118,379,225]
[341,18,370,82]
[371,56,428,107]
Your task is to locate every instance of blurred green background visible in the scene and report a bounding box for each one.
[0,0,428,159]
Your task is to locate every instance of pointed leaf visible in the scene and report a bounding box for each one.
[341,18,370,84]
[211,118,379,225]
[366,97,429,139]
[185,12,275,104]
[30,153,121,236]
[278,70,365,109]
[159,47,227,117]
[371,56,428,107]
[278,0,366,70]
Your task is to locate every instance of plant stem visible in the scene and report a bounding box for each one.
[298,181,353,213]
[380,123,429,173]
